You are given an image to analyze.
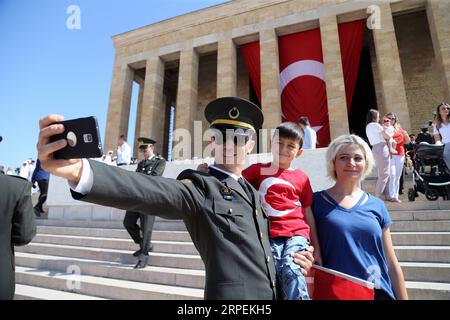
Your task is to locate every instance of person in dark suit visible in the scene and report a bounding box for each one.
[0,174,36,300]
[123,137,166,269]
[31,159,50,217]
[36,96,314,300]
[416,124,434,144]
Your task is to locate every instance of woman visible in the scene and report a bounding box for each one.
[365,109,391,199]
[433,102,450,171]
[385,113,410,203]
[312,134,408,300]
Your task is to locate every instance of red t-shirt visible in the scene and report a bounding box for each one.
[243,163,313,240]
[393,128,406,156]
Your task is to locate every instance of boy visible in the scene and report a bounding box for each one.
[242,122,320,300]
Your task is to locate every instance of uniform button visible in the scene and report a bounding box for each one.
[255,209,259,216]
[228,208,233,214]
[260,232,263,239]
[266,255,271,263]
[272,280,276,288]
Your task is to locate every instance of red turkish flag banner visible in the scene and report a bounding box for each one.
[306,265,375,300]
[338,20,366,111]
[241,41,262,104]
[278,28,329,147]
[241,20,364,147]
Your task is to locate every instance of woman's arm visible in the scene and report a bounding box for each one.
[433,124,442,142]
[379,127,392,140]
[382,227,408,299]
[398,125,411,144]
[434,134,441,142]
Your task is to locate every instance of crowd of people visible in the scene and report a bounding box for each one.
[33,96,435,301]
[365,102,450,204]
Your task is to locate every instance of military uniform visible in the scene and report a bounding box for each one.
[0,174,36,299]
[123,137,166,269]
[71,97,277,299]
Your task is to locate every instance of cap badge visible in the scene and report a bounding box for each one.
[228,107,240,120]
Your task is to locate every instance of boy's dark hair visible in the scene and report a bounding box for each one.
[297,116,310,126]
[274,122,304,149]
[119,134,126,140]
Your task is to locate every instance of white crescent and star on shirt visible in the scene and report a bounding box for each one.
[258,177,302,217]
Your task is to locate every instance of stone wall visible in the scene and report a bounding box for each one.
[394,10,442,135]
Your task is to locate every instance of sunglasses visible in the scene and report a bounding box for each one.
[212,131,251,147]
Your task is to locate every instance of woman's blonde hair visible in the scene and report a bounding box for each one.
[326,134,374,181]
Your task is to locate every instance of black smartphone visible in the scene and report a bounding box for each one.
[49,116,103,159]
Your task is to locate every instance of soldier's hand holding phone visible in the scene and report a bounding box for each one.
[37,115,103,183]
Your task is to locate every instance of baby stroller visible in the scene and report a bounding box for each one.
[408,142,450,201]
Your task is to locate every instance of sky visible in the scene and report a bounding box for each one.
[0,0,227,170]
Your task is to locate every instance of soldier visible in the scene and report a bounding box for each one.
[0,174,36,299]
[123,137,166,269]
[37,97,314,300]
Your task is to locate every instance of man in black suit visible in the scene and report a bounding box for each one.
[123,137,166,269]
[0,174,36,299]
[36,97,314,300]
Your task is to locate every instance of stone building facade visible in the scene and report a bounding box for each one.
[104,0,450,158]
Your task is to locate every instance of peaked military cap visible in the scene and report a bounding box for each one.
[419,124,430,130]
[204,97,264,133]
[138,137,156,148]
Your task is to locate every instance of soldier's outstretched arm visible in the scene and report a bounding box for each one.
[71,159,204,221]
[37,115,204,221]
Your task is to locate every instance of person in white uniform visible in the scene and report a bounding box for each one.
[297,116,317,149]
[365,109,392,199]
[116,134,131,166]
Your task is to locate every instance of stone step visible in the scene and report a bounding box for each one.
[35,218,187,231]
[15,266,203,300]
[391,221,450,232]
[395,246,450,263]
[16,243,204,270]
[390,210,450,221]
[392,232,450,246]
[401,262,450,283]
[32,234,198,255]
[406,281,450,300]
[386,200,450,211]
[14,284,107,300]
[15,252,205,289]
[36,226,192,242]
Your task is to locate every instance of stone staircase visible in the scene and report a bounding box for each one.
[14,218,204,300]
[362,173,450,299]
[14,176,450,299]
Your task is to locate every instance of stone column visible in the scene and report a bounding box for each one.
[133,80,145,157]
[138,56,166,155]
[320,15,349,139]
[427,0,450,101]
[174,48,199,159]
[104,58,134,153]
[372,3,411,131]
[217,38,237,97]
[260,28,282,131]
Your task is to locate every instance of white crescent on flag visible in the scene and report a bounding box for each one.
[279,59,325,122]
[258,177,300,217]
[279,59,324,94]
